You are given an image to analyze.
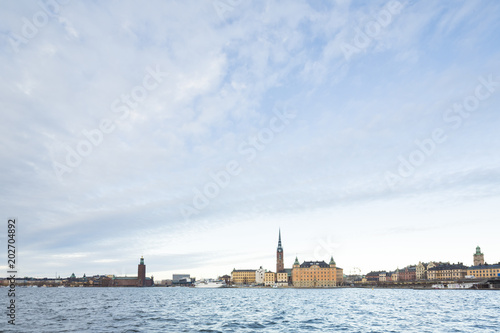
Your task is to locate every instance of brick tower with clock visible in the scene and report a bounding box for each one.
[276,229,284,273]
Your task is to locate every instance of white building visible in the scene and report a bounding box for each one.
[255,266,265,285]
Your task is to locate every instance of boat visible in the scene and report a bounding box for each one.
[432,283,474,289]
[194,279,225,288]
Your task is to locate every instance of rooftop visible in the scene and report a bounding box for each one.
[428,263,468,271]
[300,261,330,268]
[468,263,500,270]
[232,269,256,272]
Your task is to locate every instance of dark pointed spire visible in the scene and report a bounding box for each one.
[277,228,283,252]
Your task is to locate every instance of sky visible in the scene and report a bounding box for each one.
[1,0,500,280]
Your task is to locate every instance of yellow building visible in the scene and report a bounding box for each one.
[427,263,468,280]
[231,269,256,284]
[467,264,500,279]
[277,272,288,286]
[336,267,344,285]
[264,271,276,286]
[292,256,339,287]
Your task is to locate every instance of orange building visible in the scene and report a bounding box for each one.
[292,256,340,287]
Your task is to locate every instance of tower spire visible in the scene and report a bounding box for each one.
[277,228,282,251]
[276,228,284,273]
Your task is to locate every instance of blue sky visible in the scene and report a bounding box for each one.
[1,0,500,280]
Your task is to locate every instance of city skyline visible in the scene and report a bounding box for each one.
[1,1,500,281]
[3,230,496,281]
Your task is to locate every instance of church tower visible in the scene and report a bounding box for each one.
[138,256,146,287]
[276,229,284,273]
[473,246,484,266]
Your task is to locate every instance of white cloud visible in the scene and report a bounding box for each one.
[1,0,499,279]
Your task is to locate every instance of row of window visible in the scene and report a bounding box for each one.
[469,269,500,273]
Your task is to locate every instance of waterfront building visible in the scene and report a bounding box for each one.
[399,266,416,281]
[220,275,231,285]
[292,256,339,287]
[264,271,276,286]
[372,270,397,283]
[172,274,191,283]
[467,263,500,279]
[255,266,265,285]
[284,268,293,284]
[336,264,344,285]
[172,274,193,286]
[473,246,485,266]
[427,263,468,280]
[113,257,154,287]
[160,279,173,286]
[425,261,449,277]
[416,262,430,280]
[392,269,399,282]
[365,271,381,283]
[276,272,288,286]
[231,269,256,284]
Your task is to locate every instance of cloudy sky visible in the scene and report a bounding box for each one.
[1,0,499,280]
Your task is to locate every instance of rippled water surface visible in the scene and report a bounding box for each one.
[5,287,500,332]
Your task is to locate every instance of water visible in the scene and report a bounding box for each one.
[4,287,500,332]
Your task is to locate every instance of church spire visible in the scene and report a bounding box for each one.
[277,228,283,252]
[276,229,284,273]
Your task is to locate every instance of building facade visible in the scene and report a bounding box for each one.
[427,263,468,280]
[467,263,500,279]
[416,262,429,280]
[392,269,399,282]
[292,256,338,287]
[255,266,265,285]
[277,272,288,286]
[172,274,191,283]
[264,271,276,286]
[336,266,344,285]
[365,271,381,283]
[231,269,256,284]
[399,266,416,281]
